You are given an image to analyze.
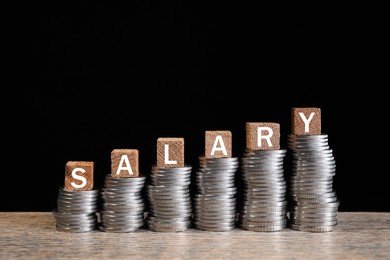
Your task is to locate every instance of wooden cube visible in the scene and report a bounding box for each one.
[292,107,321,135]
[246,122,280,150]
[64,161,94,191]
[157,137,185,168]
[205,130,232,158]
[111,149,139,178]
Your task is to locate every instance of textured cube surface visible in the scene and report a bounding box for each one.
[157,137,185,168]
[246,122,280,150]
[111,149,139,178]
[64,161,94,190]
[205,130,232,158]
[291,107,321,135]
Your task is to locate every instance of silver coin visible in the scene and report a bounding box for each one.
[100,219,144,227]
[194,204,236,212]
[147,224,190,232]
[58,187,99,194]
[150,171,192,178]
[194,198,236,205]
[290,219,338,226]
[147,218,191,227]
[104,174,146,182]
[243,151,287,157]
[56,200,99,207]
[56,199,98,207]
[100,222,145,229]
[239,224,286,232]
[98,225,143,233]
[101,196,144,204]
[195,213,237,221]
[52,209,95,217]
[151,164,192,173]
[197,171,237,178]
[55,217,97,225]
[56,225,96,233]
[198,164,239,170]
[290,217,338,225]
[57,204,98,210]
[196,181,236,189]
[290,211,338,217]
[240,214,287,222]
[103,182,145,189]
[100,210,143,217]
[194,220,235,228]
[147,185,190,191]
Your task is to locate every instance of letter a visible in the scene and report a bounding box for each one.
[115,155,134,176]
[211,135,228,156]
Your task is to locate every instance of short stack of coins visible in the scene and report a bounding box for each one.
[287,107,339,232]
[238,123,288,232]
[99,149,146,232]
[194,131,239,231]
[53,161,99,232]
[99,175,146,232]
[146,138,193,232]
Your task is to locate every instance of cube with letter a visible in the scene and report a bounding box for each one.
[111,149,139,178]
[205,130,232,158]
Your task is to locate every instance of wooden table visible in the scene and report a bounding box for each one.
[1,212,389,259]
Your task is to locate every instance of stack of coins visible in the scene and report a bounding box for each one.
[193,156,239,231]
[146,165,193,232]
[238,149,288,232]
[53,187,99,232]
[98,174,146,232]
[287,134,339,232]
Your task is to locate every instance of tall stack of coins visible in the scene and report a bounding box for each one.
[53,161,99,232]
[194,156,239,231]
[194,130,239,231]
[146,138,193,232]
[98,149,146,232]
[287,108,339,232]
[239,149,288,231]
[238,123,288,232]
[146,165,193,232]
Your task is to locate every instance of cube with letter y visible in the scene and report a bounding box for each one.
[291,107,321,135]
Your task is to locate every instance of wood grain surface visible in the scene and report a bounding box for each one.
[1,212,389,259]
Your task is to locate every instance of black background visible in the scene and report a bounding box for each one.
[4,1,388,212]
